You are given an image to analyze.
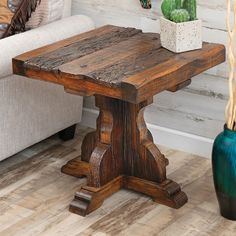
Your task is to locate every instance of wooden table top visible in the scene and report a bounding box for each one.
[13,25,225,103]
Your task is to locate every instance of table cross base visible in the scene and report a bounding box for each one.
[61,95,187,216]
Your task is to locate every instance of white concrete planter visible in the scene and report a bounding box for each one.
[160,17,202,53]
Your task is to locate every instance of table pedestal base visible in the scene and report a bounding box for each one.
[62,95,187,216]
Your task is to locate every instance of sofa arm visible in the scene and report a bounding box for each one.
[0,15,95,79]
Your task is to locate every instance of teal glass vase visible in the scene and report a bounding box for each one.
[212,125,236,220]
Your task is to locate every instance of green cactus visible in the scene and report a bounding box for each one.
[170,9,190,23]
[161,0,197,23]
[161,0,176,20]
[183,0,197,20]
[175,0,182,9]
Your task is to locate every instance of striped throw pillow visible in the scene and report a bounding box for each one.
[0,0,40,39]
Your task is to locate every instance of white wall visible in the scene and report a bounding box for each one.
[72,0,229,157]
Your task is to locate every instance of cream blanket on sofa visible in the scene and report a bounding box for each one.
[26,0,64,29]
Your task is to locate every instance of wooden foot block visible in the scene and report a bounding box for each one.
[61,157,90,178]
[69,176,124,216]
[167,79,192,92]
[124,176,188,209]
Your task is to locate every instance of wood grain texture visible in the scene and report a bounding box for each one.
[13,25,226,104]
[0,126,235,235]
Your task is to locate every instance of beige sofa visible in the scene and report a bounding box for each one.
[0,0,95,161]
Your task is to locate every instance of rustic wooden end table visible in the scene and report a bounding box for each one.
[13,25,225,216]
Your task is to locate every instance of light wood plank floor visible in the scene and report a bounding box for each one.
[0,125,235,236]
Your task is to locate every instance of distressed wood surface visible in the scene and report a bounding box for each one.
[71,0,229,78]
[13,25,225,104]
[0,126,235,235]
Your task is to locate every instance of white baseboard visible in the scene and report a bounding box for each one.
[81,108,214,158]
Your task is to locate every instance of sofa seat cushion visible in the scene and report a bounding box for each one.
[0,74,83,161]
[0,0,40,38]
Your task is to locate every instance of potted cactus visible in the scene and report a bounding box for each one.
[160,0,202,53]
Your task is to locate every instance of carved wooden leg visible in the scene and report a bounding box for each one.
[62,95,187,216]
[121,99,187,208]
[61,131,96,177]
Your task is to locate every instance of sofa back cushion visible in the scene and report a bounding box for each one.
[0,0,40,39]
[62,0,72,18]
